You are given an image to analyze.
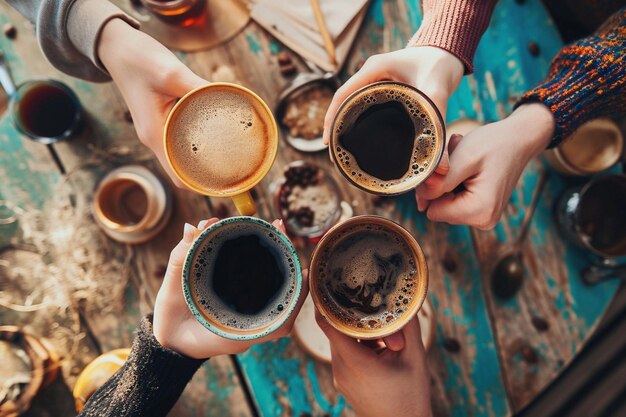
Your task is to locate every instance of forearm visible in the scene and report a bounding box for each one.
[6,0,139,82]
[79,316,206,417]
[408,0,498,74]
[516,7,626,148]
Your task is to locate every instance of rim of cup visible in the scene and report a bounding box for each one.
[328,81,445,196]
[309,215,429,340]
[163,82,278,197]
[182,216,303,341]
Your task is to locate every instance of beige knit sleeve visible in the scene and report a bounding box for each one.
[7,0,139,82]
[67,0,140,77]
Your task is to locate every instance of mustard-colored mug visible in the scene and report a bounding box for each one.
[164,82,278,215]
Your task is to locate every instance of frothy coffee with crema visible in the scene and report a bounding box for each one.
[311,216,428,337]
[165,85,276,195]
[330,82,444,195]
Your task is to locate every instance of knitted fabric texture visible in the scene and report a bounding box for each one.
[79,315,206,417]
[517,7,626,148]
[408,0,497,74]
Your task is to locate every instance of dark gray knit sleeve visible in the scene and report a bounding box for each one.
[6,0,139,82]
[79,315,207,417]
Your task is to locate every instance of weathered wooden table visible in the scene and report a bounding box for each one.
[0,1,620,416]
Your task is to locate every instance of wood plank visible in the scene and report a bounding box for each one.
[0,4,254,416]
[1,0,620,416]
[0,13,109,417]
[235,2,509,416]
[466,0,619,412]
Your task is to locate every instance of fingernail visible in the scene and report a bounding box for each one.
[198,219,209,230]
[279,219,284,228]
[183,223,196,243]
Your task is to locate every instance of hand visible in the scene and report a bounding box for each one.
[415,103,555,229]
[323,46,464,174]
[98,19,207,188]
[317,313,433,417]
[153,219,308,359]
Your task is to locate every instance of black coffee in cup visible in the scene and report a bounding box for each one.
[339,100,416,181]
[184,217,303,339]
[212,233,286,315]
[578,176,626,257]
[329,82,445,195]
[309,216,429,339]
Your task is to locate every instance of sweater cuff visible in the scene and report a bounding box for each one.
[132,315,207,386]
[515,25,626,147]
[67,0,140,77]
[122,314,208,408]
[408,0,497,74]
[79,315,206,416]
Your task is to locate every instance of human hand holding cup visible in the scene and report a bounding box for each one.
[154,217,307,359]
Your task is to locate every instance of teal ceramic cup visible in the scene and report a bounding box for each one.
[183,216,303,340]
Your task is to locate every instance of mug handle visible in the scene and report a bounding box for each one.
[231,191,256,216]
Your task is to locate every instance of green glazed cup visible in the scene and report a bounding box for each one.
[182,216,303,341]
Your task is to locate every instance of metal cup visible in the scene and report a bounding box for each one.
[555,174,626,259]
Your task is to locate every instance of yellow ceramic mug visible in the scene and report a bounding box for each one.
[164,82,278,215]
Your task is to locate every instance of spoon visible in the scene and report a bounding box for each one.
[0,50,17,96]
[491,170,550,299]
[582,263,626,285]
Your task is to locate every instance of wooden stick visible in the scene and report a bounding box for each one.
[310,0,337,66]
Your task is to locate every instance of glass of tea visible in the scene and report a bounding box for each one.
[141,0,206,26]
[10,80,83,144]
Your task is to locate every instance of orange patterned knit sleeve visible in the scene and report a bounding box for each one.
[516,7,626,148]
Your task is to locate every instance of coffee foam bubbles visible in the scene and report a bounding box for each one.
[190,221,297,331]
[316,223,420,331]
[333,83,444,193]
[167,87,274,194]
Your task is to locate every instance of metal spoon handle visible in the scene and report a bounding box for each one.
[0,50,17,97]
[582,264,626,285]
[515,170,550,247]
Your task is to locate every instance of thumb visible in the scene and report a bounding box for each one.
[382,331,405,351]
[435,148,450,175]
[433,131,463,176]
[315,310,375,362]
[168,67,208,97]
[161,222,199,292]
[434,133,464,176]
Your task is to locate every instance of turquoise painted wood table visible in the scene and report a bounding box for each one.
[0,1,619,416]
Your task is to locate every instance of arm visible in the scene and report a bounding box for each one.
[415,7,625,229]
[80,219,308,415]
[10,0,210,187]
[317,313,433,417]
[323,0,496,172]
[78,316,206,417]
[6,0,139,82]
[516,6,626,147]
[409,0,498,74]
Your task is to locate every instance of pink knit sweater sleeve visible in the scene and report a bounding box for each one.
[408,0,498,74]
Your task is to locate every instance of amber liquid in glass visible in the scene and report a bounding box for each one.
[145,0,206,27]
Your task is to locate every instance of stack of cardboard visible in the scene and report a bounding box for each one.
[251,0,370,73]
